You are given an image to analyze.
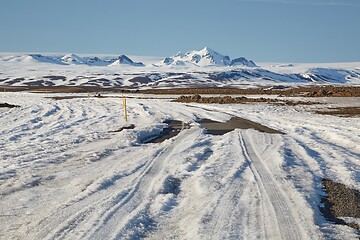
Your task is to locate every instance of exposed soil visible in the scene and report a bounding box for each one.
[49,93,106,100]
[1,85,360,97]
[142,120,191,144]
[199,117,284,135]
[0,103,20,108]
[0,86,126,93]
[110,124,135,133]
[321,179,360,230]
[173,95,318,106]
[315,107,360,117]
[49,96,91,100]
[48,95,173,101]
[138,86,360,97]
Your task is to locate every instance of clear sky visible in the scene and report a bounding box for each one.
[0,0,359,62]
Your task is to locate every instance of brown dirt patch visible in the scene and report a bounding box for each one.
[49,96,90,100]
[0,86,126,93]
[173,95,317,106]
[315,107,360,117]
[1,85,360,97]
[49,93,106,100]
[138,86,360,97]
[321,179,360,230]
[48,95,173,101]
[199,117,284,135]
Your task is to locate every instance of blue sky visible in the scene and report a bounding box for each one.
[0,0,359,62]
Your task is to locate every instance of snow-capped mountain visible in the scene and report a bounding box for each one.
[109,55,144,66]
[83,57,111,66]
[162,47,256,67]
[1,48,256,68]
[61,54,85,64]
[28,54,67,65]
[231,57,257,67]
[162,47,231,66]
[0,50,359,88]
[0,53,144,67]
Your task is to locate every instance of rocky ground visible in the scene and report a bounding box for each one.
[139,86,360,97]
[172,94,318,105]
[315,107,360,117]
[322,179,360,230]
[1,85,360,97]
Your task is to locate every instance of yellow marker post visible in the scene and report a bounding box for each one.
[122,95,128,122]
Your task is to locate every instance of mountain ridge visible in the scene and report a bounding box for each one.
[161,47,257,67]
[0,47,258,68]
[4,53,145,67]
[0,49,359,88]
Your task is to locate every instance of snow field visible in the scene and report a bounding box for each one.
[0,92,359,239]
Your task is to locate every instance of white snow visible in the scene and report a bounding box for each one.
[0,92,359,239]
[339,217,360,227]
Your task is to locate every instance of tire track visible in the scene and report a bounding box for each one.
[35,128,200,240]
[239,131,305,240]
[89,128,200,240]
[199,132,251,240]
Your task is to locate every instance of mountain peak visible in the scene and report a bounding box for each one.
[162,47,231,66]
[199,47,216,55]
[161,48,257,67]
[109,55,144,67]
[231,57,257,67]
[118,55,134,64]
[61,54,84,64]
[28,54,67,65]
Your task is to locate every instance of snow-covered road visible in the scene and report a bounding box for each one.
[0,93,359,239]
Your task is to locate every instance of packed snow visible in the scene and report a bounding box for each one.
[0,92,359,239]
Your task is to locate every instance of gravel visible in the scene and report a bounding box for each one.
[321,179,360,230]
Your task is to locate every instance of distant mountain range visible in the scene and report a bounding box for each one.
[0,48,359,88]
[4,53,145,67]
[0,48,256,68]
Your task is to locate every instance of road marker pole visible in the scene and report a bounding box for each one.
[122,95,128,122]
